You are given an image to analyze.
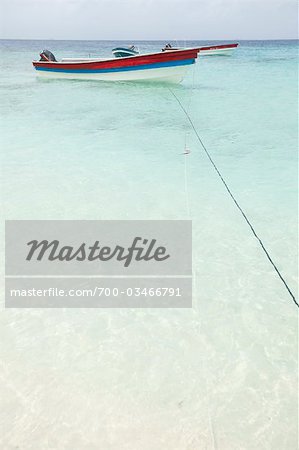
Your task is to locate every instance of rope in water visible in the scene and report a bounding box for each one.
[169,88,298,308]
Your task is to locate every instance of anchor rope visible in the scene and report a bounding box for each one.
[182,66,195,218]
[184,155,191,217]
[169,87,298,308]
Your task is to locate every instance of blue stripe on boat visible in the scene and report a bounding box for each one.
[35,59,195,73]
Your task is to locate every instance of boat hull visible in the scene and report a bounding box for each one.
[32,48,199,84]
[34,63,193,83]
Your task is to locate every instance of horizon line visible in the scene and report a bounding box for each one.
[0,38,298,41]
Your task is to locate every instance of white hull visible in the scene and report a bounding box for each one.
[199,47,236,56]
[35,64,191,83]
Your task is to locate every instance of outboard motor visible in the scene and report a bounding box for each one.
[39,50,57,62]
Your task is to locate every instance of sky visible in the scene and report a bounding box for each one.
[0,0,298,40]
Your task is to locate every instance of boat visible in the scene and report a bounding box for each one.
[198,43,238,56]
[162,43,238,56]
[32,47,199,83]
[112,46,139,58]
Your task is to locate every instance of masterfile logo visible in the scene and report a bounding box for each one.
[5,220,192,308]
[25,237,170,267]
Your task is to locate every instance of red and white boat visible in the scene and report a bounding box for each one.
[32,47,200,84]
[198,43,238,56]
[163,43,238,56]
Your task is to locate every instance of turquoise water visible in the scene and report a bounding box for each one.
[0,40,298,448]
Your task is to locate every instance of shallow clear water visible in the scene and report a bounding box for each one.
[0,40,298,449]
